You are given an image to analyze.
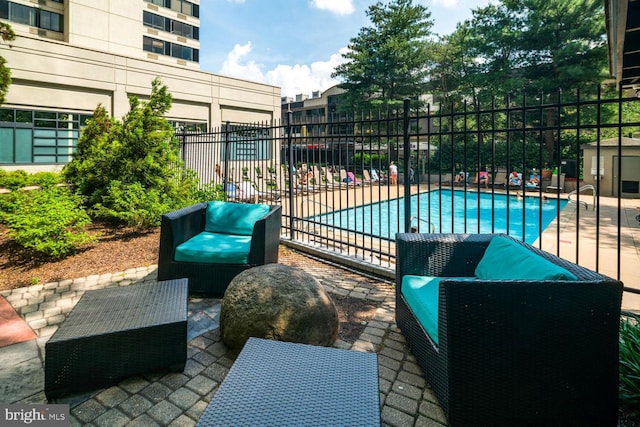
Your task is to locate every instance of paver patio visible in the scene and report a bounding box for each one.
[0,247,447,427]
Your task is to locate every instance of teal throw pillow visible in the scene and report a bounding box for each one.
[475,235,577,281]
[205,201,271,236]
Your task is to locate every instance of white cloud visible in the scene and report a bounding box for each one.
[220,43,349,98]
[219,42,265,82]
[266,48,348,98]
[431,0,459,7]
[310,0,355,15]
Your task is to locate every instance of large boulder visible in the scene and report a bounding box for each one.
[220,264,339,351]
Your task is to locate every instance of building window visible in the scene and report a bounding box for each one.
[144,0,199,18]
[7,2,34,26]
[39,9,62,32]
[0,1,63,33]
[143,36,166,55]
[0,108,91,164]
[170,120,207,132]
[222,125,272,161]
[143,11,199,40]
[143,10,165,31]
[143,36,199,62]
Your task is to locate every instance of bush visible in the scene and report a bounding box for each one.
[0,192,22,220]
[0,170,29,190]
[0,170,62,191]
[91,181,173,229]
[4,187,96,257]
[29,171,61,189]
[193,181,225,203]
[62,78,200,229]
[620,316,640,415]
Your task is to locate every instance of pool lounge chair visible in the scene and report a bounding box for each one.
[472,172,491,188]
[370,169,385,184]
[238,181,281,202]
[313,170,331,191]
[525,174,541,191]
[506,172,523,188]
[362,169,375,185]
[325,170,347,189]
[347,171,363,185]
[492,172,507,188]
[453,171,469,186]
[546,173,565,193]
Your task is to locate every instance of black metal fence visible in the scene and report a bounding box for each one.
[177,87,640,311]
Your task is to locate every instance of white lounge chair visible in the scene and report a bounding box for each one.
[546,173,565,193]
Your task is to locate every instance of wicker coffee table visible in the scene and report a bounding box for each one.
[197,337,380,426]
[45,279,188,399]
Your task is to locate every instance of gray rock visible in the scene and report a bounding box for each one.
[220,264,339,351]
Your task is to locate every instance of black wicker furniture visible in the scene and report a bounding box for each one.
[197,337,380,426]
[395,233,623,427]
[45,279,188,400]
[158,201,282,295]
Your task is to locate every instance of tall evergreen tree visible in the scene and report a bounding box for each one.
[332,0,434,111]
[63,77,198,229]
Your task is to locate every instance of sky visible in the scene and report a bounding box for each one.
[199,0,492,98]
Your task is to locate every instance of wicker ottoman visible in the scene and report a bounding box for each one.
[45,279,188,399]
[197,338,380,426]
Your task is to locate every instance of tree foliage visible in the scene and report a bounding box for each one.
[0,22,16,106]
[63,77,199,229]
[426,0,609,168]
[332,0,434,111]
[431,0,608,104]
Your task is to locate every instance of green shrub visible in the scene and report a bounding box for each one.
[0,170,61,191]
[0,192,23,220]
[4,187,96,257]
[620,316,640,415]
[62,78,200,228]
[0,170,29,190]
[193,181,225,202]
[91,181,173,229]
[29,171,61,189]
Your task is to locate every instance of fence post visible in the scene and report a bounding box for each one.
[224,121,231,201]
[287,110,295,239]
[403,98,412,233]
[180,126,187,172]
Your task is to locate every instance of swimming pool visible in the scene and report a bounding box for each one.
[313,189,568,244]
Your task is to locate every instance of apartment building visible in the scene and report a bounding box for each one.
[0,0,281,171]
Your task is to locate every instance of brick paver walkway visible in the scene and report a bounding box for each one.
[0,246,447,427]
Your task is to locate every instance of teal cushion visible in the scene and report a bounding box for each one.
[175,232,252,264]
[205,201,271,236]
[475,235,578,281]
[402,275,442,345]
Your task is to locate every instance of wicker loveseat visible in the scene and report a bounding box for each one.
[395,233,623,427]
[158,201,281,295]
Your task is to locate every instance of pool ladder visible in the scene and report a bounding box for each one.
[410,216,436,233]
[568,185,597,211]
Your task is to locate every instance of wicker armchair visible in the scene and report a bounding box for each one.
[158,202,281,295]
[395,233,623,426]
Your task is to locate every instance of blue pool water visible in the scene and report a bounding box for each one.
[313,189,568,244]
